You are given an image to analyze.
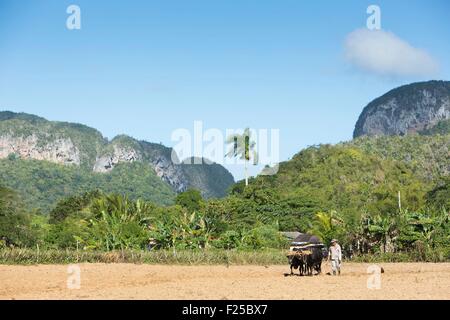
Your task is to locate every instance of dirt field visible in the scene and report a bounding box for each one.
[0,263,449,300]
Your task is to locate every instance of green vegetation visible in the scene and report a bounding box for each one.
[419,119,450,136]
[217,134,449,259]
[426,176,450,209]
[2,248,446,265]
[0,248,286,265]
[0,156,233,211]
[0,187,288,253]
[0,124,448,263]
[0,158,176,212]
[225,145,431,232]
[175,189,203,212]
[350,134,449,179]
[181,158,235,198]
[0,187,37,247]
[213,135,449,259]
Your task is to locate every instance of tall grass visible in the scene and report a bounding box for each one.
[1,248,448,265]
[351,248,450,263]
[0,248,287,265]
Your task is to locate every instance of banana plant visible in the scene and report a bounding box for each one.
[308,210,343,245]
[148,210,213,250]
[398,210,446,249]
[366,213,401,253]
[88,194,152,250]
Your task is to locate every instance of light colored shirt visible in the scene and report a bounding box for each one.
[329,244,342,261]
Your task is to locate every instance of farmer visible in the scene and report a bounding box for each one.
[328,239,342,276]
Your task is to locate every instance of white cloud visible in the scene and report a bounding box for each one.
[344,28,439,77]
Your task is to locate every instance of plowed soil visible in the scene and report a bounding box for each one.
[0,263,449,300]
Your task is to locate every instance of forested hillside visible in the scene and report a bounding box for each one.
[0,111,234,210]
[0,159,176,212]
[226,134,447,229]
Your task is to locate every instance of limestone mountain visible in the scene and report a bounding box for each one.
[354,81,450,138]
[0,111,234,211]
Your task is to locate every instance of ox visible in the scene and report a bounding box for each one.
[288,252,307,276]
[304,246,324,276]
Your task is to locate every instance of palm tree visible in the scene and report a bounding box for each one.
[226,128,257,186]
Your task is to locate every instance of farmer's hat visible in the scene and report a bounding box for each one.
[331,239,338,244]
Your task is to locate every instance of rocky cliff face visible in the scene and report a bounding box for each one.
[0,134,81,165]
[354,81,450,138]
[93,145,141,173]
[152,155,189,193]
[0,111,234,198]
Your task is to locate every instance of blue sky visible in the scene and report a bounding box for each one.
[0,0,449,179]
